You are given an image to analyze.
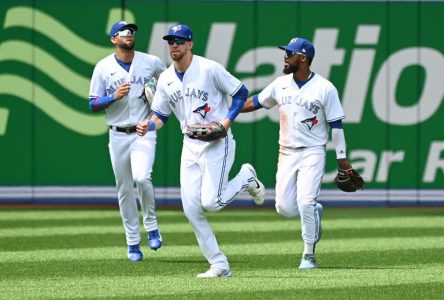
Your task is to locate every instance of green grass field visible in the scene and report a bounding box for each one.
[1,207,443,299]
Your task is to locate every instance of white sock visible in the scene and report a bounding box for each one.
[304,243,314,255]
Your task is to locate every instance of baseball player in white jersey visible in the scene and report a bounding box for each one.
[242,37,356,269]
[89,21,166,262]
[136,24,266,278]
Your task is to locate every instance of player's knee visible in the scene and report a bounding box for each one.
[275,202,299,218]
[183,204,205,223]
[133,176,152,187]
[298,198,316,209]
[202,202,223,213]
[200,194,224,212]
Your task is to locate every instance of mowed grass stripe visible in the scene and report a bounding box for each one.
[1,236,443,263]
[0,209,191,220]
[0,208,275,223]
[1,207,442,225]
[1,267,443,300]
[2,248,444,278]
[2,215,444,237]
[1,228,443,251]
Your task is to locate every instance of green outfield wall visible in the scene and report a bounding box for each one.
[0,1,443,204]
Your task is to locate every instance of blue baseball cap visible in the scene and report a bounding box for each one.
[279,37,315,59]
[162,24,193,41]
[110,21,138,37]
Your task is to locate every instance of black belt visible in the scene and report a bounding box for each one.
[109,125,137,134]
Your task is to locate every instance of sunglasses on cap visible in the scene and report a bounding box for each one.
[167,38,188,45]
[285,50,305,58]
[114,29,136,37]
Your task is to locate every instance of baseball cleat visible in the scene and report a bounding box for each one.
[148,229,162,251]
[128,244,143,262]
[242,163,266,205]
[315,203,323,243]
[299,254,317,269]
[197,268,232,278]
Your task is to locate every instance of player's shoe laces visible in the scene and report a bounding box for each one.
[242,163,265,205]
[148,229,162,251]
[315,203,323,243]
[128,244,143,262]
[299,254,317,269]
[196,267,232,278]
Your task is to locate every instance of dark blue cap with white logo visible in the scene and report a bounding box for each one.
[279,37,315,59]
[162,24,193,41]
[110,21,138,37]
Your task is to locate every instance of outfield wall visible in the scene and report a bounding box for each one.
[0,1,443,206]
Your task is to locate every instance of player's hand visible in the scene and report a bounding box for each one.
[219,119,231,130]
[114,82,131,100]
[136,120,148,136]
[337,158,352,170]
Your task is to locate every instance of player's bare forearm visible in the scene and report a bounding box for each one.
[136,115,164,136]
[241,97,256,112]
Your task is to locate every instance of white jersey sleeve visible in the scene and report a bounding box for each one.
[322,84,345,122]
[151,72,173,118]
[257,78,279,109]
[212,62,242,96]
[89,57,109,99]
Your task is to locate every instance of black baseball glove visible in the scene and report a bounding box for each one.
[185,121,227,141]
[334,168,364,192]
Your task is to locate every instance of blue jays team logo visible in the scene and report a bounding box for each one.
[193,103,211,118]
[301,116,318,130]
[172,25,182,33]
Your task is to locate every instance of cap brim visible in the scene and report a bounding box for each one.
[121,24,138,32]
[278,45,289,51]
[163,34,192,41]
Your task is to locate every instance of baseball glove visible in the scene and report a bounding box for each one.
[139,77,157,107]
[334,168,364,192]
[185,121,227,141]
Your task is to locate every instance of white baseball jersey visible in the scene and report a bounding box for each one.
[151,55,242,134]
[89,51,166,126]
[258,73,344,148]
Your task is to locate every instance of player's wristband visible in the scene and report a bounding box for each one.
[252,95,263,110]
[148,120,156,131]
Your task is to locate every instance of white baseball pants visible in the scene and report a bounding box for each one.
[275,145,325,245]
[180,135,250,270]
[109,129,159,246]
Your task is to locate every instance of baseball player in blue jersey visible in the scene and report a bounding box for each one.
[136,24,266,277]
[242,37,357,269]
[89,21,166,262]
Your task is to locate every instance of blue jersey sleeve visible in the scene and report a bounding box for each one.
[89,95,115,112]
[226,85,249,121]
